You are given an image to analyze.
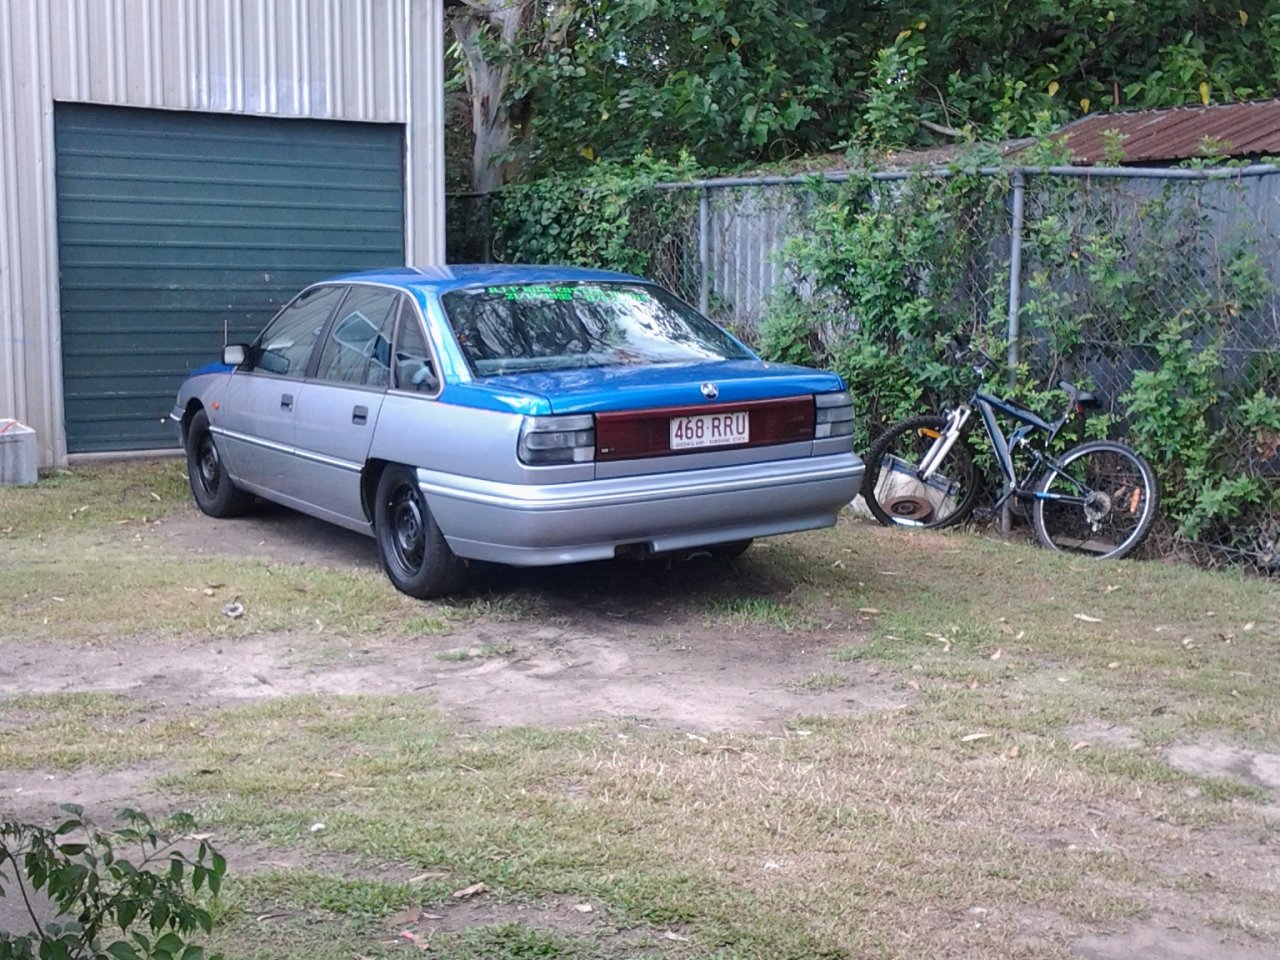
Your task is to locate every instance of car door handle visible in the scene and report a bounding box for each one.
[280,393,293,411]
[352,405,368,425]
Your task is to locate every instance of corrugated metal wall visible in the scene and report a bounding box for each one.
[0,0,444,467]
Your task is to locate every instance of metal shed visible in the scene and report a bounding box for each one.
[0,0,446,465]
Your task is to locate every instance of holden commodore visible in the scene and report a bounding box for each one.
[171,266,864,597]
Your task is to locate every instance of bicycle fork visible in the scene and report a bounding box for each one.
[917,405,972,480]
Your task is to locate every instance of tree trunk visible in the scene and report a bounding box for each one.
[448,0,536,193]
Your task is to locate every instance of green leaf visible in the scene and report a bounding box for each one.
[116,898,140,931]
[154,932,185,956]
[106,940,142,960]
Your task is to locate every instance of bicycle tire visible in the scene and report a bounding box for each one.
[1031,440,1158,559]
[862,415,981,529]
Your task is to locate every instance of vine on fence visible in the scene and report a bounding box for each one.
[755,160,1280,562]
[761,169,1015,448]
[489,154,700,284]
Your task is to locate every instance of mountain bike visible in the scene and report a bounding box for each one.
[860,351,1158,559]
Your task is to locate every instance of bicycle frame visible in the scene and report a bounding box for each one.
[917,389,1096,512]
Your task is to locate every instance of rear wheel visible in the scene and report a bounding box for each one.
[1032,441,1157,559]
[374,464,469,598]
[862,415,980,529]
[185,408,253,518]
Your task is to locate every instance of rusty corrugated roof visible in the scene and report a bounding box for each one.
[1055,100,1280,165]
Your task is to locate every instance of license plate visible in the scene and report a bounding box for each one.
[669,411,750,450]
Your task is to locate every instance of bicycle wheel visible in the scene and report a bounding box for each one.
[862,415,980,529]
[1032,440,1158,559]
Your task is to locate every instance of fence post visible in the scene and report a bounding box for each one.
[1002,169,1028,536]
[1006,168,1027,390]
[698,186,710,314]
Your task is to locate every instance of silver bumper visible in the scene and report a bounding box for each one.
[419,452,865,565]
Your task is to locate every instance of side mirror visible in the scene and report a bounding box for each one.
[223,343,248,367]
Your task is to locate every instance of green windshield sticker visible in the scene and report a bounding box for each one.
[483,285,650,303]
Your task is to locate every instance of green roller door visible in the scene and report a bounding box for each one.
[55,103,405,452]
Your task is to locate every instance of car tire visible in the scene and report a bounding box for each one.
[374,464,469,598]
[185,408,254,518]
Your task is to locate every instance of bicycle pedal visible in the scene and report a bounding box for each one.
[972,506,996,523]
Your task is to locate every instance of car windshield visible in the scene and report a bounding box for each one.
[439,282,752,376]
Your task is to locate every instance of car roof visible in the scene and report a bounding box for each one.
[330,264,648,294]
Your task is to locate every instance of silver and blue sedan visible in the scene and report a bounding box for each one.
[171,266,864,597]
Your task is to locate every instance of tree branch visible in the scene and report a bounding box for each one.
[919,118,965,138]
[1,840,47,941]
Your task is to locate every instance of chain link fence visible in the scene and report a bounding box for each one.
[447,164,1280,573]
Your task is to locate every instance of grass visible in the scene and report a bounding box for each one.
[2,539,447,641]
[0,458,191,538]
[784,671,854,692]
[2,460,1280,958]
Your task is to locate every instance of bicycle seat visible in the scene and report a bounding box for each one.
[1060,381,1101,410]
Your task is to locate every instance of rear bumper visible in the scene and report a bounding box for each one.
[419,452,865,565]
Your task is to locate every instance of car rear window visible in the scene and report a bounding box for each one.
[439,282,752,376]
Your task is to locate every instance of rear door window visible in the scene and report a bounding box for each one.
[314,287,400,388]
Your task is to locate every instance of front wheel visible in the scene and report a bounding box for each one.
[374,465,469,598]
[1032,440,1158,559]
[185,408,254,518]
[861,415,980,529]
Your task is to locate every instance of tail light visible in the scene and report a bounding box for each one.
[518,415,595,465]
[815,391,854,438]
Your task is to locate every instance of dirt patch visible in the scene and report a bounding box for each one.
[1167,742,1280,794]
[423,622,907,729]
[1072,916,1280,960]
[2,762,173,823]
[0,624,906,733]
[1066,721,1142,749]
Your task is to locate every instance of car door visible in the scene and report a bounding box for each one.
[218,284,347,496]
[292,285,401,528]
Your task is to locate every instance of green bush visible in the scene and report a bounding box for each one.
[0,807,224,960]
[491,153,700,281]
